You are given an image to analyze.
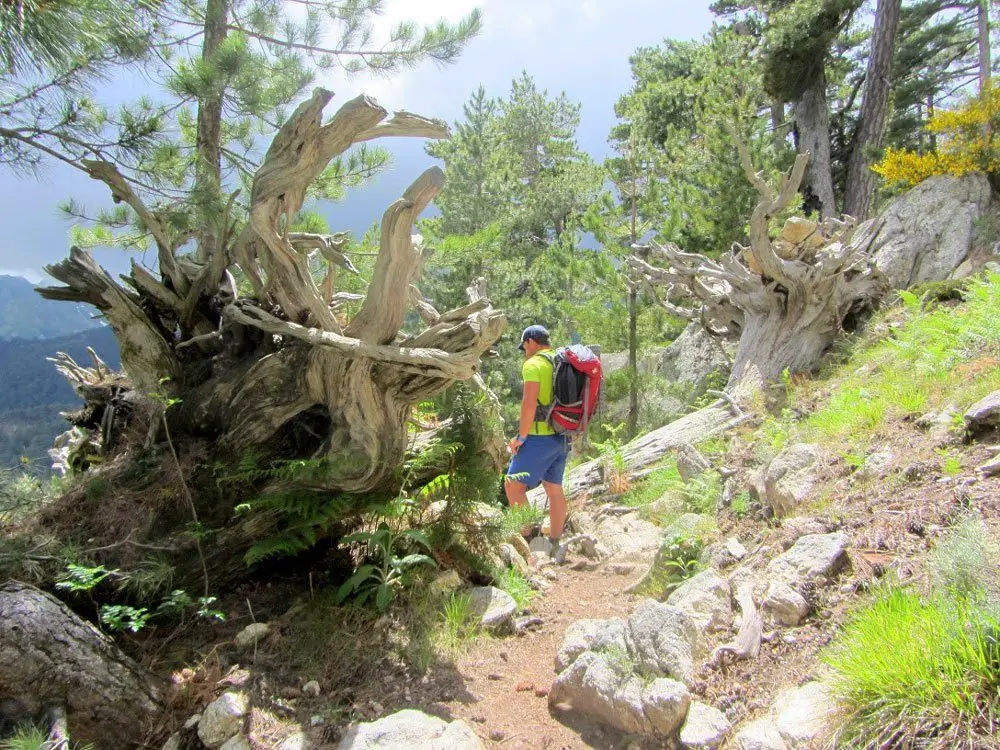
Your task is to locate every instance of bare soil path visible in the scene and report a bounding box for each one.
[441,562,643,749]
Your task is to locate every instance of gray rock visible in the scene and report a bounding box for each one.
[656,322,732,394]
[869,173,993,290]
[302,680,321,697]
[763,444,820,517]
[337,709,483,749]
[529,536,553,556]
[468,586,517,632]
[780,517,832,541]
[734,718,789,750]
[279,734,310,750]
[703,537,748,569]
[550,651,690,737]
[198,692,248,749]
[428,570,462,597]
[499,543,530,576]
[965,390,1000,432]
[768,532,849,584]
[861,451,894,479]
[666,569,733,634]
[680,701,732,749]
[773,682,836,747]
[184,714,201,730]
[624,600,700,685]
[219,736,251,750]
[161,734,182,750]
[595,512,664,562]
[234,622,270,649]
[554,618,627,672]
[677,443,712,482]
[763,581,809,627]
[506,533,532,564]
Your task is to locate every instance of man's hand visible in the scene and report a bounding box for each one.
[508,435,525,455]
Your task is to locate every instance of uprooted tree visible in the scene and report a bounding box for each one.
[38,90,506,493]
[628,140,888,396]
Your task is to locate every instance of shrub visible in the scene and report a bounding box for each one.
[824,587,1000,748]
[874,85,1000,188]
[929,515,1000,601]
[640,532,705,599]
[494,567,535,610]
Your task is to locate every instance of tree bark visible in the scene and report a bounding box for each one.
[629,140,887,397]
[38,90,506,495]
[978,0,991,95]
[0,583,162,748]
[195,0,229,265]
[794,73,837,218]
[844,0,902,221]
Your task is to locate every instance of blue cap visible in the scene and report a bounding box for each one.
[518,324,550,351]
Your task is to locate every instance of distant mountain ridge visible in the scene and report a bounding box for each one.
[0,326,121,471]
[0,274,102,340]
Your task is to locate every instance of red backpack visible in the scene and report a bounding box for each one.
[534,345,603,436]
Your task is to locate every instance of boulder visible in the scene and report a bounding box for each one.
[234,622,270,650]
[337,709,483,749]
[763,581,809,627]
[680,701,732,749]
[734,718,789,750]
[550,651,690,737]
[666,570,733,634]
[773,682,836,747]
[763,444,820,517]
[624,600,700,685]
[965,390,1000,433]
[554,618,627,672]
[198,692,248,749]
[595,512,664,562]
[499,543,530,576]
[468,586,517,633]
[767,533,849,584]
[677,442,712,482]
[656,322,732,395]
[868,173,993,289]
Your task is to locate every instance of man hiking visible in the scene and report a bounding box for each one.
[505,324,570,562]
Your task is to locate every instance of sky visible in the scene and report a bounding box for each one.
[0,0,715,283]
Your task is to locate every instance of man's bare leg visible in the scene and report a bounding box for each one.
[504,478,533,537]
[542,480,567,541]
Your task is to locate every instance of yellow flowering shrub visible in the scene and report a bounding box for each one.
[873,86,1000,187]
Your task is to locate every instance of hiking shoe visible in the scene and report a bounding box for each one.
[549,538,567,565]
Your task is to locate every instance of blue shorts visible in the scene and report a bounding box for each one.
[507,434,570,487]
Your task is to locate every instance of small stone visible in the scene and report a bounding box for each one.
[515,681,534,692]
[534,688,549,698]
[468,586,518,633]
[311,715,325,727]
[280,687,302,699]
[279,733,310,750]
[198,693,248,749]
[302,680,321,697]
[679,701,732,749]
[472,715,487,723]
[219,736,251,750]
[490,730,506,742]
[965,390,1000,433]
[234,622,270,649]
[161,733,182,750]
[184,714,201,730]
[763,581,809,627]
[487,673,503,681]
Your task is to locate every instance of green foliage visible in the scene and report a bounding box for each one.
[825,517,1000,746]
[762,272,1000,456]
[641,533,705,598]
[929,516,1000,601]
[0,722,93,750]
[440,592,478,651]
[99,603,150,633]
[621,457,722,517]
[494,567,535,610]
[335,523,436,611]
[730,491,752,518]
[594,422,631,492]
[501,502,546,538]
[824,586,1000,747]
[622,460,683,508]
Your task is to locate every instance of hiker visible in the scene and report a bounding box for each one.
[505,324,570,561]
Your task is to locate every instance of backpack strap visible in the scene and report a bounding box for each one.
[532,351,557,425]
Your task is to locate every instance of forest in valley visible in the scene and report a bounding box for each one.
[1,1,999,749]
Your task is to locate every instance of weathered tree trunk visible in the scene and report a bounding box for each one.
[844,0,902,221]
[0,582,162,748]
[978,0,991,95]
[629,140,886,395]
[38,90,506,494]
[794,73,837,218]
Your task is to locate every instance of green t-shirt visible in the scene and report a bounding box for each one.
[522,350,555,436]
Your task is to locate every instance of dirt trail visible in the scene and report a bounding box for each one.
[439,562,643,749]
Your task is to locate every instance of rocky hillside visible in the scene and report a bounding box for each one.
[0,275,101,340]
